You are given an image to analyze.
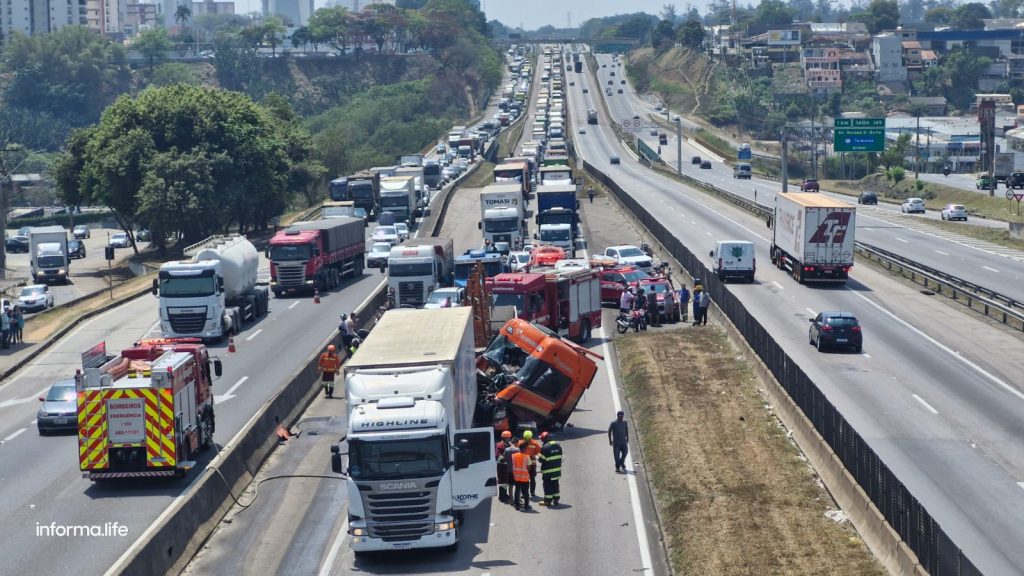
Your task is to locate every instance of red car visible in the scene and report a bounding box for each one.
[530,245,566,267]
[599,266,650,304]
[639,277,680,323]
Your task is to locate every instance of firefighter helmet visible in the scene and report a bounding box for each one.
[523,430,533,440]
[501,430,512,439]
[539,431,550,441]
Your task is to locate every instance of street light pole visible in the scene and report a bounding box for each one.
[675,116,682,176]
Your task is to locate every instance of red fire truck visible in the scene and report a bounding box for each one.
[486,264,602,343]
[76,339,222,480]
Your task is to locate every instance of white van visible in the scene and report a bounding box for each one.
[733,163,752,179]
[709,240,755,282]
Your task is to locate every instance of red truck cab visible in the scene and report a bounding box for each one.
[268,218,365,296]
[487,265,602,343]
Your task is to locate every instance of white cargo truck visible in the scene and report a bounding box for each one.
[28,226,71,285]
[395,164,428,215]
[331,308,496,555]
[153,235,270,340]
[769,193,856,284]
[478,183,525,247]
[387,237,455,307]
[378,176,416,226]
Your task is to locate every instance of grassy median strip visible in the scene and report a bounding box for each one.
[617,328,882,576]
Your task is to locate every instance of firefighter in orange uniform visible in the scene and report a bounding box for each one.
[318,344,341,398]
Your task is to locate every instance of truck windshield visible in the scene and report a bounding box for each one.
[491,293,524,311]
[329,181,349,201]
[37,255,65,268]
[389,262,434,277]
[515,355,572,401]
[270,245,313,261]
[454,260,502,281]
[484,218,520,233]
[380,197,408,208]
[349,182,374,200]
[159,276,216,297]
[540,212,573,226]
[540,228,571,242]
[348,436,447,480]
[542,174,571,185]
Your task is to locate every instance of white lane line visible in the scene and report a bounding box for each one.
[289,301,299,310]
[245,329,263,342]
[3,427,27,442]
[30,419,36,425]
[598,325,654,573]
[912,394,940,415]
[861,353,871,358]
[1017,482,1024,491]
[771,281,784,290]
[318,517,349,576]
[895,237,908,243]
[864,227,875,232]
[934,250,950,256]
[705,231,713,237]
[805,308,816,317]
[849,290,1024,402]
[983,266,1000,273]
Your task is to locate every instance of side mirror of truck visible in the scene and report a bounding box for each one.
[330,443,344,475]
[380,264,386,273]
[151,278,159,296]
[218,278,225,294]
[533,233,538,240]
[478,222,482,230]
[709,250,715,257]
[213,359,223,377]
[454,438,471,470]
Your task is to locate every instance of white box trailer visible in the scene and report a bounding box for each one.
[770,193,856,284]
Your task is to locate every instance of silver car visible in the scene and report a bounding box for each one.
[18,284,53,312]
[37,379,77,434]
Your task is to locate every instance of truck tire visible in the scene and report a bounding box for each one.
[199,411,213,451]
[793,266,804,284]
[578,319,591,343]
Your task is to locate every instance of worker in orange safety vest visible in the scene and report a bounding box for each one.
[318,344,341,398]
[518,429,542,497]
[510,447,532,511]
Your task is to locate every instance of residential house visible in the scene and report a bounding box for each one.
[908,96,948,116]
[873,33,907,83]
[800,42,842,94]
[902,40,923,72]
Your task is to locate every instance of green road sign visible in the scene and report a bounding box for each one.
[834,118,885,152]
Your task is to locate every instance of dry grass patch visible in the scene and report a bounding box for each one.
[617,328,882,576]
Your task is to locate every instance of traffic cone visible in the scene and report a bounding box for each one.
[314,288,321,304]
[228,336,236,353]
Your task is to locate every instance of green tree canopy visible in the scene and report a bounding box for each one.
[850,0,900,33]
[133,27,172,70]
[748,0,796,35]
[677,19,705,48]
[951,2,991,29]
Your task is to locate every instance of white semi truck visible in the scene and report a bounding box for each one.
[387,237,455,307]
[28,226,71,284]
[478,183,525,247]
[394,164,428,216]
[153,235,270,340]
[331,307,496,555]
[378,176,416,225]
[770,193,856,284]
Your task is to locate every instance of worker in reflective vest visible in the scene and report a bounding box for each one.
[318,345,341,398]
[510,447,532,511]
[518,430,542,497]
[538,431,563,506]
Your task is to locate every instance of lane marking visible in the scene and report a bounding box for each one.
[245,329,263,342]
[864,227,875,232]
[934,250,950,256]
[289,301,299,310]
[912,394,940,415]
[1017,482,1024,491]
[771,281,784,290]
[4,427,27,442]
[705,231,712,237]
[895,237,908,243]
[30,419,36,425]
[805,308,816,317]
[318,517,349,576]
[983,266,1000,273]
[861,353,871,358]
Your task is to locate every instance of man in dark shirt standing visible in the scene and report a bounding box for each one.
[608,410,629,473]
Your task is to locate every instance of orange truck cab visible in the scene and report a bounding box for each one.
[476,318,601,432]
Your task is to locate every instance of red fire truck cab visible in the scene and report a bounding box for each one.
[487,264,602,343]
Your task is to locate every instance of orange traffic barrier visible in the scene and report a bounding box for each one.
[228,336,236,353]
[314,288,321,304]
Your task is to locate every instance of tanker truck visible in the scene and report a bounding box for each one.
[153,235,270,340]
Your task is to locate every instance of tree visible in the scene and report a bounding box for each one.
[262,15,287,56]
[309,6,350,53]
[951,2,991,29]
[150,62,201,86]
[900,0,925,22]
[814,0,834,20]
[850,0,900,33]
[175,3,192,27]
[923,6,951,24]
[941,46,990,109]
[748,0,796,34]
[881,133,911,168]
[133,27,172,71]
[652,19,677,52]
[660,3,679,22]
[677,19,705,48]
[291,26,311,50]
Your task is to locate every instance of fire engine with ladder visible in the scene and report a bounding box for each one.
[76,339,222,480]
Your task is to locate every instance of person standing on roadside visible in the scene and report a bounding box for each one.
[510,447,532,510]
[13,306,24,344]
[495,430,513,502]
[619,286,635,315]
[518,430,543,498]
[677,284,690,323]
[318,344,341,398]
[691,288,703,327]
[698,288,711,326]
[588,186,596,203]
[608,411,629,473]
[538,431,563,506]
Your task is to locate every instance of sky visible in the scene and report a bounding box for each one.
[484,0,677,31]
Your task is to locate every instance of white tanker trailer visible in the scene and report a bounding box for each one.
[154,235,270,340]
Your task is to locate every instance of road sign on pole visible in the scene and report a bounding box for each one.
[834,118,885,152]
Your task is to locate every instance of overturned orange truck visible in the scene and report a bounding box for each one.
[476,318,602,432]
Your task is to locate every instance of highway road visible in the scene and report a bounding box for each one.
[574,53,1024,574]
[182,46,666,576]
[585,53,1024,306]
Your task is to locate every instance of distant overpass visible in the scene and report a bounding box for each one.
[495,37,640,53]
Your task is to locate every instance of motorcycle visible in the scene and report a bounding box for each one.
[640,241,654,258]
[653,261,672,278]
[616,309,646,334]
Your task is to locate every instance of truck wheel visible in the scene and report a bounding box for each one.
[579,319,591,343]
[199,414,213,451]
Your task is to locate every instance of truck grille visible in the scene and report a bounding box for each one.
[276,264,306,286]
[365,490,433,541]
[398,281,424,306]
[168,312,206,334]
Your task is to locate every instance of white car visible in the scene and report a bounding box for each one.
[442,166,457,182]
[109,232,131,248]
[506,251,530,272]
[394,222,410,242]
[18,284,53,312]
[604,245,653,268]
[423,287,465,309]
[901,197,925,214]
[940,203,967,221]
[371,225,400,246]
[366,242,391,268]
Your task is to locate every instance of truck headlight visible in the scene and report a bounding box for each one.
[434,521,455,531]
[350,527,367,537]
[57,269,66,275]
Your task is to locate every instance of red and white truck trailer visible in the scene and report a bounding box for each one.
[770,192,856,284]
[268,217,365,296]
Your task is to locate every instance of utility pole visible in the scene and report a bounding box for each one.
[0,145,25,280]
[780,127,789,193]
[675,117,682,176]
[914,111,921,180]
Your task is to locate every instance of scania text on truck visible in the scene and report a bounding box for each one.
[77,339,222,480]
[479,183,526,247]
[154,235,270,340]
[28,226,71,285]
[387,238,455,307]
[269,217,365,296]
[330,308,496,554]
[769,193,856,284]
[378,176,416,225]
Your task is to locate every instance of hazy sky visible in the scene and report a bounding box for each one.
[485,0,678,31]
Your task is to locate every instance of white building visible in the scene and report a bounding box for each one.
[872,32,907,83]
[87,0,127,37]
[1,0,89,46]
[265,0,311,26]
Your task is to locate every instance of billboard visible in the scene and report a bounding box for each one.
[767,30,801,46]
